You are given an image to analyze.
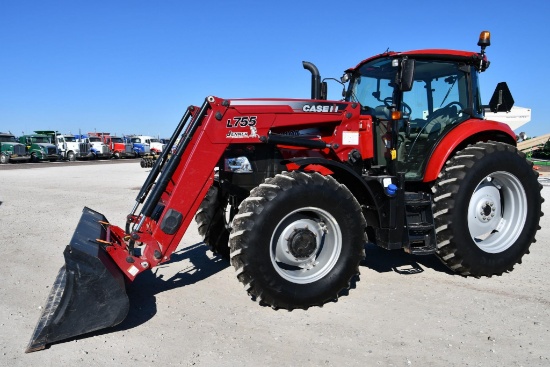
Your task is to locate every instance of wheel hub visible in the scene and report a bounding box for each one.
[275,219,321,266]
[477,199,497,223]
[287,228,317,259]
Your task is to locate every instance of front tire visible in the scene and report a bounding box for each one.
[195,186,231,259]
[432,141,543,276]
[0,154,8,164]
[230,171,366,310]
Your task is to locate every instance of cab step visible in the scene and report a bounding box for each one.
[404,192,436,255]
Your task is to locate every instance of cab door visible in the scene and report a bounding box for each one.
[397,60,471,180]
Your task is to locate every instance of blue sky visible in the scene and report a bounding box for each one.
[1,0,548,138]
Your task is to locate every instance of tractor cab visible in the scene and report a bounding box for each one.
[344,32,495,180]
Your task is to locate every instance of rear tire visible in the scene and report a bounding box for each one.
[230,171,366,310]
[432,141,543,276]
[195,186,231,259]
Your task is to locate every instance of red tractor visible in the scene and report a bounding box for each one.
[27,31,543,352]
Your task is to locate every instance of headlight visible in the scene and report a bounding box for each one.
[224,156,253,173]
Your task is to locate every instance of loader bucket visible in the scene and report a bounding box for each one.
[26,207,129,353]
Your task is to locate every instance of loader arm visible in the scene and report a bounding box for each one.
[105,97,226,279]
[104,96,364,280]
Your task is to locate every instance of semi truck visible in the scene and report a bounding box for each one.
[127,135,152,157]
[74,134,111,159]
[0,132,30,163]
[104,135,135,159]
[18,133,59,162]
[35,131,92,161]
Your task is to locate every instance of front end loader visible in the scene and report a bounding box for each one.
[27,31,543,352]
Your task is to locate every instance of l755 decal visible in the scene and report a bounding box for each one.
[226,116,257,128]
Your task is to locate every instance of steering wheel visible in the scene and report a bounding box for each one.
[383,97,412,115]
[440,101,464,114]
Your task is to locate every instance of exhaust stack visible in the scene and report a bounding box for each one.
[302,61,322,100]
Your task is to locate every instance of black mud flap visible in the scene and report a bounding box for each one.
[26,207,130,353]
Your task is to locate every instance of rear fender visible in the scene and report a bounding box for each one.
[423,119,516,182]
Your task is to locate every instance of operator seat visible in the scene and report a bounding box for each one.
[398,104,459,164]
[424,105,458,135]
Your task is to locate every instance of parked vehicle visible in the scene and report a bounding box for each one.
[0,132,30,163]
[75,134,111,159]
[146,137,166,155]
[27,31,543,352]
[103,134,135,159]
[18,133,59,162]
[127,135,151,157]
[35,131,92,161]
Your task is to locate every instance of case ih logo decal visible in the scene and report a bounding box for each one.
[302,104,340,113]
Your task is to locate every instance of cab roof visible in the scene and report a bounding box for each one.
[346,49,483,73]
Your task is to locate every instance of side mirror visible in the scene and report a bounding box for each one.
[489,82,514,112]
[399,59,415,92]
[320,81,328,100]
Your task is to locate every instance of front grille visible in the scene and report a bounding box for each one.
[125,144,133,153]
[102,146,109,154]
[79,143,90,152]
[14,145,26,155]
[47,147,57,155]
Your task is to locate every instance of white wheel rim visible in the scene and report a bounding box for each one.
[467,171,527,253]
[270,207,342,284]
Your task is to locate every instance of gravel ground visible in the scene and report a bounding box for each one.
[0,161,549,367]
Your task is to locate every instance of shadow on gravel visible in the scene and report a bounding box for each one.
[117,242,229,331]
[47,241,452,349]
[361,242,453,275]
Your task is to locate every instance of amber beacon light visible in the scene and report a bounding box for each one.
[478,31,491,48]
